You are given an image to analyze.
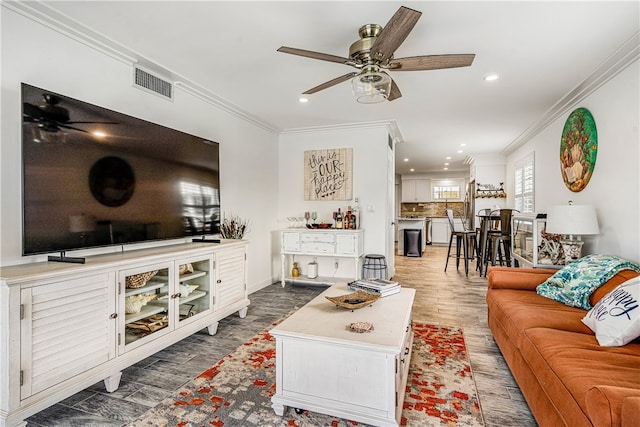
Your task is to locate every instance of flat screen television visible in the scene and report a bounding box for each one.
[21,83,220,260]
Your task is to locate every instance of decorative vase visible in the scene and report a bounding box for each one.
[291,262,300,278]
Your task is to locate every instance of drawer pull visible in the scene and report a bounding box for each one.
[109,313,118,319]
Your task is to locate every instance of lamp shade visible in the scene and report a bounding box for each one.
[546,204,600,236]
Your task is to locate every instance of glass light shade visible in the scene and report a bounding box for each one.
[351,68,391,104]
[546,204,600,237]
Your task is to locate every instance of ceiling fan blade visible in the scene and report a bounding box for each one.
[277,46,350,65]
[67,121,119,125]
[370,6,422,62]
[303,72,357,95]
[23,102,46,120]
[57,124,90,133]
[388,78,402,101]
[389,54,475,71]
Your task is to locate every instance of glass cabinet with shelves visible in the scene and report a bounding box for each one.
[119,255,214,350]
[511,214,565,269]
[175,256,213,326]
[121,264,172,348]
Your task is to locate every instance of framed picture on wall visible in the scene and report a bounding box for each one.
[304,148,353,200]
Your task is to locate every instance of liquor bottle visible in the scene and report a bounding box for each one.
[352,198,360,229]
[336,208,343,229]
[345,206,353,229]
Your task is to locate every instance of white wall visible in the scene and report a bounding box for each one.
[1,7,279,291]
[505,61,640,263]
[278,125,390,279]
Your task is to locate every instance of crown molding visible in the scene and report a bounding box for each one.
[503,31,639,155]
[3,0,280,135]
[281,119,404,141]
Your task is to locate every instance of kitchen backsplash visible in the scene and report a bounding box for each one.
[401,202,465,218]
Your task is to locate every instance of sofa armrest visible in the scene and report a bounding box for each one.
[622,397,640,427]
[487,266,557,291]
[585,385,640,427]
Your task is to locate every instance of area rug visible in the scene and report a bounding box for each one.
[130,319,484,427]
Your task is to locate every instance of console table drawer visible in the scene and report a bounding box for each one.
[300,232,335,243]
[300,242,335,254]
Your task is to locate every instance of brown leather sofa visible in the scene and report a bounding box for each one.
[486,266,640,427]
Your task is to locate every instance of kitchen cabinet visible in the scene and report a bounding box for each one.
[430,218,450,245]
[1,241,249,427]
[401,179,430,202]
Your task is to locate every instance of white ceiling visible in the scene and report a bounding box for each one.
[33,1,640,174]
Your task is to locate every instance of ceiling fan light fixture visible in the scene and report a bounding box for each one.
[351,66,391,104]
[32,126,67,144]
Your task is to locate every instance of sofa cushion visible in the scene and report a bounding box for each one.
[583,276,640,346]
[536,254,640,309]
[486,288,593,349]
[520,327,640,426]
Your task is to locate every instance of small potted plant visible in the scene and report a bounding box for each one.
[219,213,249,239]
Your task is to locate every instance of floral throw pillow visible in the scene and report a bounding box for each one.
[536,254,640,309]
[582,277,640,346]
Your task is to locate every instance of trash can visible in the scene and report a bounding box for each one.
[404,229,422,257]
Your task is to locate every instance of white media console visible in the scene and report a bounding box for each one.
[0,240,249,427]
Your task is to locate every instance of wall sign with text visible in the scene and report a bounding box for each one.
[304,148,353,200]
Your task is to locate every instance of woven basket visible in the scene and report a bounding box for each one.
[325,290,380,310]
[125,270,159,289]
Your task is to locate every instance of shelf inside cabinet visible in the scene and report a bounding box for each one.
[179,270,207,282]
[124,304,168,324]
[124,279,167,296]
[179,289,206,304]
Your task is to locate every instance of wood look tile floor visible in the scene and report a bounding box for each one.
[26,245,537,427]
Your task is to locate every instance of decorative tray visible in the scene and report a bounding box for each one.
[325,290,380,310]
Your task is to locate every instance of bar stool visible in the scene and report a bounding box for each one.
[362,254,388,280]
[483,209,518,276]
[444,209,478,276]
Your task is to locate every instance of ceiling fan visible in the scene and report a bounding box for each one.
[23,93,117,134]
[277,6,475,103]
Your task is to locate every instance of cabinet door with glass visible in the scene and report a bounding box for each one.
[119,262,172,351]
[512,214,564,269]
[174,255,214,327]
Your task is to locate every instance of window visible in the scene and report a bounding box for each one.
[180,181,220,234]
[432,179,463,201]
[514,154,534,213]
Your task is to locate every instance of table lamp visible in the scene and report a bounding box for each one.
[546,202,599,263]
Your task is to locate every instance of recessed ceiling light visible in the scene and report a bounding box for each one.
[457,150,463,154]
[443,167,449,171]
[444,162,450,166]
[403,158,409,162]
[299,97,309,103]
[460,143,466,147]
[409,168,415,172]
[484,74,499,81]
[445,156,452,160]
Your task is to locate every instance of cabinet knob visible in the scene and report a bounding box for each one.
[109,313,118,319]
[171,293,182,299]
[216,279,222,283]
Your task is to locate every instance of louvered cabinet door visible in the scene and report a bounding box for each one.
[214,246,246,310]
[20,272,116,399]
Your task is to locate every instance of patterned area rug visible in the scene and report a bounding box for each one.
[130,319,484,427]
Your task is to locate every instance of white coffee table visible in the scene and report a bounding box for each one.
[270,283,415,427]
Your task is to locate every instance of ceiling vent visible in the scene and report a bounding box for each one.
[133,67,173,100]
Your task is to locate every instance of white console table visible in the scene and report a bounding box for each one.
[0,241,249,427]
[271,283,415,426]
[280,229,364,286]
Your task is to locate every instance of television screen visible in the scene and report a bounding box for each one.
[21,83,220,256]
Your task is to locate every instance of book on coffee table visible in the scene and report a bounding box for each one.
[348,278,400,297]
